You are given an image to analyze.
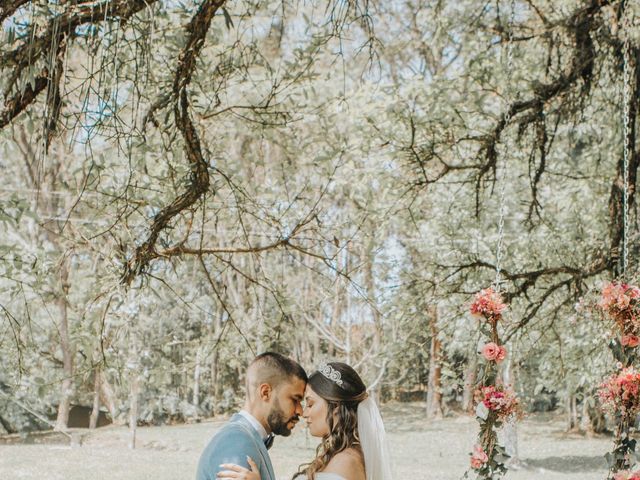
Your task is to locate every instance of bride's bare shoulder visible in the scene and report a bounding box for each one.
[323,448,365,480]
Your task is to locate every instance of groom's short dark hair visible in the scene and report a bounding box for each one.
[247,352,307,391]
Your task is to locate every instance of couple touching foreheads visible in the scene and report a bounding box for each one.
[196,352,392,480]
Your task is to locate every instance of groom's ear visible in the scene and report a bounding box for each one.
[258,383,273,402]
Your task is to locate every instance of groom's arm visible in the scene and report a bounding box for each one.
[196,427,263,480]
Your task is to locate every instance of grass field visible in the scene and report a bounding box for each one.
[1,403,612,480]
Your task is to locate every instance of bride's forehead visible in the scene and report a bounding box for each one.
[305,385,320,397]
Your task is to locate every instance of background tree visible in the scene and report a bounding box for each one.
[0,0,639,441]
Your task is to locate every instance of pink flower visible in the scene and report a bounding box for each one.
[599,282,640,319]
[614,471,640,480]
[496,345,507,361]
[598,282,640,341]
[622,335,640,348]
[477,385,521,419]
[470,287,507,321]
[600,283,629,310]
[599,367,640,415]
[482,343,500,361]
[470,444,488,469]
[481,343,507,363]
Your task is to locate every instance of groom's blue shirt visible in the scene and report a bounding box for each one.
[196,413,276,480]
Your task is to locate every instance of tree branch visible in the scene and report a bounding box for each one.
[472,0,609,214]
[1,0,158,70]
[0,0,30,24]
[122,0,226,284]
[0,0,159,132]
[0,70,48,129]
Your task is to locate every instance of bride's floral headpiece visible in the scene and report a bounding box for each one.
[318,361,344,387]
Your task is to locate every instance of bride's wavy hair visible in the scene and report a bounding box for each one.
[294,362,368,480]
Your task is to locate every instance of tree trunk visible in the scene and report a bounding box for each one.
[89,367,101,429]
[210,349,220,413]
[180,344,187,402]
[462,352,478,413]
[311,308,321,364]
[255,278,266,352]
[363,235,383,403]
[580,394,592,435]
[583,393,608,435]
[129,373,140,449]
[362,237,382,350]
[0,413,14,434]
[571,394,578,431]
[565,395,572,430]
[426,305,443,419]
[99,370,118,423]
[329,264,344,358]
[210,307,223,414]
[193,347,201,416]
[344,243,352,364]
[128,325,140,449]
[55,259,73,431]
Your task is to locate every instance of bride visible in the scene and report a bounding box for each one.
[217,361,393,480]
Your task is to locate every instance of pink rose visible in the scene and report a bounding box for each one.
[496,345,507,362]
[613,472,640,480]
[622,335,640,348]
[482,342,502,362]
[470,444,488,469]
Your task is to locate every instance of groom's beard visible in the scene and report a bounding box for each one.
[267,399,298,437]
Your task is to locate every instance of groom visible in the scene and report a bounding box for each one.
[196,352,307,480]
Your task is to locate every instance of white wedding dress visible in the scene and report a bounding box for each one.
[300,475,346,480]
[295,397,392,480]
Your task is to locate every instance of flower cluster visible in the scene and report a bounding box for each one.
[622,335,640,348]
[614,471,640,480]
[470,287,507,322]
[601,283,640,313]
[599,367,640,416]
[470,444,489,470]
[477,385,521,420]
[599,282,640,342]
[481,342,507,363]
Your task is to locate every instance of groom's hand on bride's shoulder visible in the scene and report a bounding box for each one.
[217,456,260,480]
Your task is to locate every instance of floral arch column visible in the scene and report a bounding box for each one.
[465,287,522,479]
[596,282,640,480]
